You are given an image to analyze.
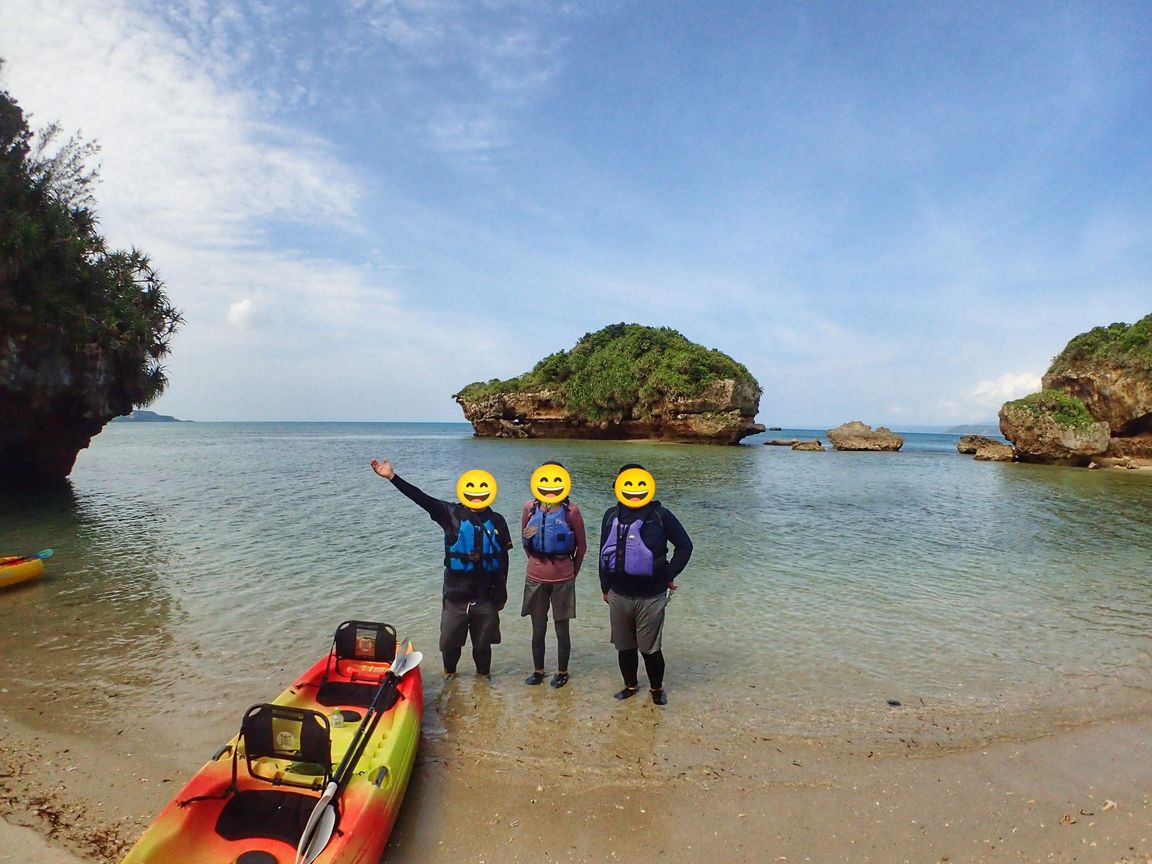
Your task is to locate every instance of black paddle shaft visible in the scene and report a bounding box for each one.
[330,665,404,793]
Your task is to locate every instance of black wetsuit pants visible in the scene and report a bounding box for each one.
[618,647,664,690]
[531,617,571,672]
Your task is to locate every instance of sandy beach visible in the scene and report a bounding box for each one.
[2,676,1149,864]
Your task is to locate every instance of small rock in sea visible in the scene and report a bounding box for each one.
[886,699,901,707]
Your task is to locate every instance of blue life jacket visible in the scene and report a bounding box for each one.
[446,516,503,574]
[599,509,657,577]
[523,502,576,557]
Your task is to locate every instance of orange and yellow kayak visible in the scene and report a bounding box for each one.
[121,622,423,864]
[0,555,44,590]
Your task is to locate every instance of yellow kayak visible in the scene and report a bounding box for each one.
[0,555,45,589]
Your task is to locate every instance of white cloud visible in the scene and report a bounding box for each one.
[0,0,422,419]
[969,372,1042,403]
[226,299,252,327]
[343,0,569,163]
[1,1,358,250]
[936,372,1042,421]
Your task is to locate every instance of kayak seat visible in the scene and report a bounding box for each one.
[238,703,332,790]
[316,620,399,708]
[331,620,398,671]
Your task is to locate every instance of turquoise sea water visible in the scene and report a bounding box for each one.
[1,422,1150,755]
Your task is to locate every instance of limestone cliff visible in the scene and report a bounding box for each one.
[999,315,1152,466]
[1,335,140,482]
[454,324,764,444]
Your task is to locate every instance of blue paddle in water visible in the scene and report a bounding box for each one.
[294,640,424,864]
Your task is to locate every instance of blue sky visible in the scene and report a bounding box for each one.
[2,0,1149,426]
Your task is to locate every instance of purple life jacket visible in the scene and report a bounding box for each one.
[599,512,655,577]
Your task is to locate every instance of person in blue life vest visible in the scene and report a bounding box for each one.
[599,463,693,706]
[521,461,587,688]
[370,458,513,677]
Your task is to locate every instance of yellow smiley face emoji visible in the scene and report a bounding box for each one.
[531,463,571,504]
[614,466,655,508]
[456,469,497,510]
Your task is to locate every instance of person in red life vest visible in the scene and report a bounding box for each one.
[520,461,587,688]
[371,458,513,677]
[598,463,693,706]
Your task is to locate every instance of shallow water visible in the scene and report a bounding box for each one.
[1,423,1150,758]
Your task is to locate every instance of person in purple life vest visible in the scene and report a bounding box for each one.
[520,461,587,688]
[598,463,693,706]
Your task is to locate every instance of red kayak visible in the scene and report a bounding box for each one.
[121,621,423,864]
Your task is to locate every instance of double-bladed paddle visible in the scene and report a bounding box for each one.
[294,640,423,864]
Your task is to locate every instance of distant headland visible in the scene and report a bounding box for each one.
[945,423,1001,436]
[111,410,186,423]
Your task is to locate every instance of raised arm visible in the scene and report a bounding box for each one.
[370,458,451,526]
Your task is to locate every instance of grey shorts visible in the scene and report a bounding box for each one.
[607,590,668,653]
[440,598,502,652]
[521,578,577,622]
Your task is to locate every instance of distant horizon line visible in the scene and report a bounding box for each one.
[124,412,1000,432]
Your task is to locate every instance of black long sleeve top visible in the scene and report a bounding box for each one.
[388,473,512,604]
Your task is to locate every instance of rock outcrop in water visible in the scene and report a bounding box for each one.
[453,324,764,444]
[957,434,1014,462]
[999,392,1111,466]
[826,421,903,451]
[791,438,825,451]
[958,435,1013,463]
[999,315,1152,467]
[957,435,999,454]
[972,441,1015,462]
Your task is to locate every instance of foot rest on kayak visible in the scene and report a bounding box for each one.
[238,703,333,790]
[316,620,398,707]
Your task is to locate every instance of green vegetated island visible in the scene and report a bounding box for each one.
[454,323,765,444]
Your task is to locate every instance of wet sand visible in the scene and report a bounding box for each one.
[1,674,1150,864]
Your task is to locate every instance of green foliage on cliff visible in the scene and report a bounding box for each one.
[1048,314,1152,375]
[1004,389,1097,431]
[0,82,182,410]
[457,323,761,422]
